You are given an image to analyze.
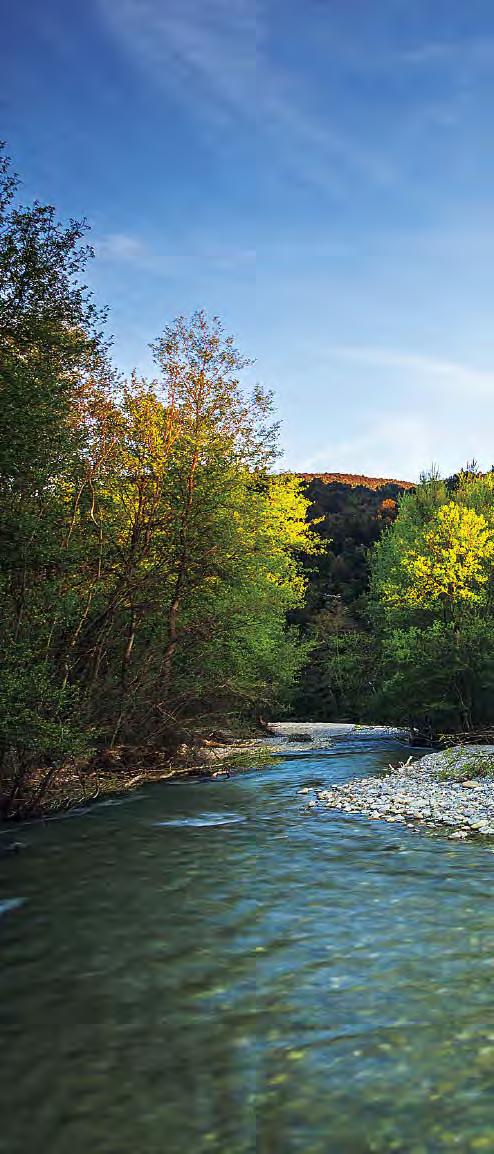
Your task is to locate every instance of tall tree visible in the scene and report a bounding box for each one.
[150,312,276,702]
[0,145,111,812]
[0,147,319,816]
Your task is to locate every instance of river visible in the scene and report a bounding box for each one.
[1,726,494,1153]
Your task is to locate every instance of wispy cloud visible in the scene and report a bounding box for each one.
[299,413,433,482]
[94,229,256,280]
[96,232,148,263]
[96,0,261,158]
[101,0,258,121]
[293,391,494,482]
[327,345,494,398]
[290,343,494,478]
[402,35,494,68]
[98,0,395,191]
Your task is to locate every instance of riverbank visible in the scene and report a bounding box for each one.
[1,722,408,821]
[1,736,280,822]
[316,744,494,838]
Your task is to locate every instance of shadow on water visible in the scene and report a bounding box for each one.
[1,729,494,1152]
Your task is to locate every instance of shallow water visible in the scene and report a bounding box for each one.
[1,730,494,1153]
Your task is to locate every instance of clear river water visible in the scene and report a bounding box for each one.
[1,727,494,1154]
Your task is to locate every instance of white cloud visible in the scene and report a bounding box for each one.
[402,36,494,68]
[326,345,494,399]
[279,343,494,480]
[298,414,433,482]
[99,0,259,120]
[95,231,256,277]
[292,401,494,483]
[96,232,148,263]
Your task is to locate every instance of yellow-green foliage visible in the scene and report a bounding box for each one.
[392,502,494,608]
[0,147,320,815]
[374,474,494,616]
[370,469,494,734]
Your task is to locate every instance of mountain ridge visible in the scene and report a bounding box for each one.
[295,472,415,491]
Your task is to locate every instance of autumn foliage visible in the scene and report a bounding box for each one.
[297,473,414,490]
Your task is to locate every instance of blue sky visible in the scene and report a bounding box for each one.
[2,0,494,479]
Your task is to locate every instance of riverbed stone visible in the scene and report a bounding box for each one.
[317,745,494,840]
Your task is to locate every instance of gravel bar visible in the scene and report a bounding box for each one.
[313,745,494,839]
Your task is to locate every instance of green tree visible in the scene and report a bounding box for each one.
[291,600,377,721]
[370,470,494,736]
[80,316,317,744]
[0,146,319,816]
[0,146,111,813]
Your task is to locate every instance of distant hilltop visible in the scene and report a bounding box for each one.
[296,472,415,491]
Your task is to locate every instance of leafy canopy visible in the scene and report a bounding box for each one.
[386,501,494,609]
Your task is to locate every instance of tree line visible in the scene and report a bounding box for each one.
[0,148,317,816]
[293,468,494,742]
[2,143,493,816]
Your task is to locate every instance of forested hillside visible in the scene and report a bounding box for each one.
[289,473,413,720]
[298,472,415,491]
[290,467,494,743]
[369,468,494,741]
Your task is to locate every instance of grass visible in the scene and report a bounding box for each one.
[435,748,494,781]
[218,748,280,773]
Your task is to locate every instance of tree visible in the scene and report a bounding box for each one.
[370,470,494,736]
[0,145,111,813]
[386,502,494,611]
[287,475,410,722]
[0,145,319,816]
[150,311,276,704]
[292,600,377,721]
[90,316,317,743]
